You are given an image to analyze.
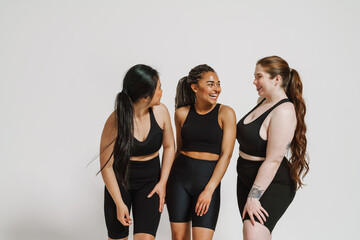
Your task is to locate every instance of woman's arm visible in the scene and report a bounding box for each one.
[147,104,176,212]
[100,112,132,226]
[173,106,190,157]
[195,105,237,216]
[242,103,296,225]
[158,104,176,185]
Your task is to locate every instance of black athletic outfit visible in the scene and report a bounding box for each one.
[104,108,163,239]
[236,98,296,233]
[166,104,222,230]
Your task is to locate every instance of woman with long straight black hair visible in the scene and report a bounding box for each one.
[166,64,236,240]
[99,64,175,240]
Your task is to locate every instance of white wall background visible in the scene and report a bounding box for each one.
[1,0,359,239]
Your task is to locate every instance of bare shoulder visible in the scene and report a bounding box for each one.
[153,102,169,113]
[175,105,191,124]
[175,105,190,118]
[219,104,236,119]
[104,111,116,131]
[101,111,117,147]
[152,103,170,118]
[272,101,296,120]
[152,103,170,128]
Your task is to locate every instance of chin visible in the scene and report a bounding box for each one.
[209,99,218,104]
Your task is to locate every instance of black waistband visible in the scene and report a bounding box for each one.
[172,154,218,177]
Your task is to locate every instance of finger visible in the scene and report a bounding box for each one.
[125,210,132,224]
[119,216,130,226]
[159,197,165,213]
[249,213,255,226]
[254,212,264,225]
[196,203,203,215]
[125,217,132,225]
[120,219,128,226]
[196,203,202,215]
[204,204,209,215]
[258,210,267,223]
[261,207,269,217]
[200,203,207,216]
[242,207,247,220]
[147,189,155,198]
[195,200,201,213]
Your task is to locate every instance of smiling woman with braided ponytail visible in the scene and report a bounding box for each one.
[99,64,175,240]
[236,56,309,239]
[166,64,236,240]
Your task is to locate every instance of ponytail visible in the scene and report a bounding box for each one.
[175,64,215,109]
[257,56,309,190]
[112,90,134,188]
[175,77,196,109]
[286,69,309,189]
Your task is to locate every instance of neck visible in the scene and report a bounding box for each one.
[264,89,287,104]
[133,102,150,118]
[194,101,217,113]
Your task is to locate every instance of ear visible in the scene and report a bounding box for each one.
[190,83,198,93]
[274,75,282,86]
[142,96,151,103]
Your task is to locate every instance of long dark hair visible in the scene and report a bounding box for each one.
[175,64,215,109]
[257,56,309,189]
[100,64,159,188]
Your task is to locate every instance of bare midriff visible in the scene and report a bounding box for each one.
[180,151,219,161]
[130,151,159,161]
[239,150,265,161]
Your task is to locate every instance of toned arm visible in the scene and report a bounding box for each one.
[100,112,131,226]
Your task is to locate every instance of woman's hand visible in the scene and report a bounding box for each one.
[147,182,166,213]
[195,189,213,216]
[116,203,132,226]
[242,198,269,225]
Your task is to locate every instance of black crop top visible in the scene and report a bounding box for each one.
[132,108,163,157]
[181,104,223,155]
[236,98,291,157]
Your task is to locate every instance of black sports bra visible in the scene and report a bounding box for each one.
[132,108,163,157]
[236,98,291,157]
[181,104,223,155]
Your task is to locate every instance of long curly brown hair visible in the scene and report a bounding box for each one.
[257,56,309,190]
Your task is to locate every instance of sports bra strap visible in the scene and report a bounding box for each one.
[256,98,291,122]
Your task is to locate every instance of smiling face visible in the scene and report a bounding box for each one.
[253,64,277,97]
[191,71,221,105]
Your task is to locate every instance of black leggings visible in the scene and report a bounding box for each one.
[166,154,220,230]
[236,156,296,233]
[104,156,161,239]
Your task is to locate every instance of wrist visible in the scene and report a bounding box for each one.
[204,184,216,193]
[116,201,126,208]
[158,179,167,187]
[248,185,264,200]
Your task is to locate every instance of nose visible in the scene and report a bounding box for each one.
[253,78,257,85]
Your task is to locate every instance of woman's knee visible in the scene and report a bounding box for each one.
[170,222,191,240]
[133,233,154,240]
